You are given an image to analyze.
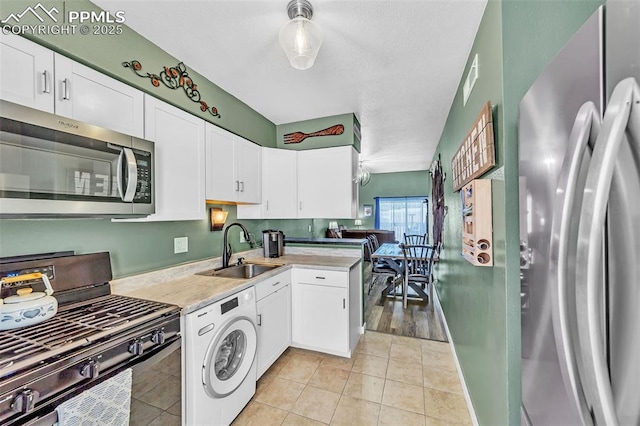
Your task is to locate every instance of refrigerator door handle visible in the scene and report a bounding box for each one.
[577,77,640,426]
[550,101,600,426]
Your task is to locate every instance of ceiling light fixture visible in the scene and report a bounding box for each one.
[279,0,323,70]
[355,160,371,186]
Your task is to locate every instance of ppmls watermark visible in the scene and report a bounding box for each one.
[1,2,126,36]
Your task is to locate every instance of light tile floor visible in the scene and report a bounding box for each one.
[129,332,473,425]
[233,331,473,425]
[130,348,182,426]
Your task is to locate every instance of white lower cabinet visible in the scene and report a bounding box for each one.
[291,267,361,357]
[255,271,291,378]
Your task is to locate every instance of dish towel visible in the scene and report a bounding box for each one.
[55,368,132,426]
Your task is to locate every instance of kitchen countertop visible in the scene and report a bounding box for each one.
[112,254,361,315]
[285,237,367,246]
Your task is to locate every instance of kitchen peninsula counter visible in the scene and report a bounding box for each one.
[285,237,367,246]
[111,253,361,315]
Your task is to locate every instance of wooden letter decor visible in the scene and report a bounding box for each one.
[122,60,221,118]
[451,102,495,191]
[283,124,344,144]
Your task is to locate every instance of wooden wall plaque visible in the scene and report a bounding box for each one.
[451,102,495,191]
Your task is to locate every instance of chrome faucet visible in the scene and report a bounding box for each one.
[222,223,251,268]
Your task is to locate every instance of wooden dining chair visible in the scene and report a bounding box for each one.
[400,243,439,308]
[403,233,427,245]
[369,233,380,251]
[368,235,399,295]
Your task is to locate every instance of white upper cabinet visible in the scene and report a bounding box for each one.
[236,136,262,203]
[54,55,144,138]
[297,145,358,219]
[0,33,54,113]
[262,148,298,218]
[205,123,261,204]
[0,34,144,138]
[238,147,297,219]
[118,95,205,222]
[239,145,358,219]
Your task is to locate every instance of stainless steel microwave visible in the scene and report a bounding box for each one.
[0,100,154,218]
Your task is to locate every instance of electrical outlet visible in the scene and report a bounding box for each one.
[174,237,188,254]
[240,233,246,243]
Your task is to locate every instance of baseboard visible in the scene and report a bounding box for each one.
[435,287,479,426]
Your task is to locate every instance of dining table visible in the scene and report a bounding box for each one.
[370,242,438,303]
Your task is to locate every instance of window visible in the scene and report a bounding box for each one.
[374,196,429,239]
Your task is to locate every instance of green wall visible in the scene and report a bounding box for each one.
[428,2,508,424]
[430,0,604,424]
[0,169,425,277]
[276,113,360,151]
[0,0,277,278]
[249,171,429,240]
[0,0,276,147]
[0,205,240,277]
[0,3,607,422]
[357,170,430,230]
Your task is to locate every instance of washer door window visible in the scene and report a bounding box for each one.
[202,316,257,398]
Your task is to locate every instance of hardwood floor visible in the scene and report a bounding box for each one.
[363,264,448,342]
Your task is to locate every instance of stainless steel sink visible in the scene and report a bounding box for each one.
[197,263,282,279]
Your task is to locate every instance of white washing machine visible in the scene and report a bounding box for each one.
[183,286,257,426]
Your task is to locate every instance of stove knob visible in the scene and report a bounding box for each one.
[80,359,100,379]
[11,389,38,413]
[152,329,166,345]
[129,339,144,356]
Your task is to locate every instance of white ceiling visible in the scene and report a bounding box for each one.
[93,0,487,174]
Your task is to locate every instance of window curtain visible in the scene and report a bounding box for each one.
[374,197,381,229]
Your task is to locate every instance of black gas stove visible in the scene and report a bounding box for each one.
[0,252,181,426]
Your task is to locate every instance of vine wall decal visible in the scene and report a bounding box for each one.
[122,60,221,118]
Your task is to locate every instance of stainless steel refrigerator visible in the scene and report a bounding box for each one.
[519,1,640,425]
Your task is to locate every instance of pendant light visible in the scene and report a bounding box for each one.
[355,160,371,186]
[279,0,323,70]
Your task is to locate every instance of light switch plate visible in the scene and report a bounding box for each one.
[174,237,188,254]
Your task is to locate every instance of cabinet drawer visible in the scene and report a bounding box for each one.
[293,268,347,288]
[255,270,290,301]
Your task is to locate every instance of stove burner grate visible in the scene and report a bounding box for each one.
[0,294,177,377]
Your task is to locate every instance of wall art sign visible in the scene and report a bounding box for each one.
[122,60,221,118]
[283,124,344,144]
[451,101,495,191]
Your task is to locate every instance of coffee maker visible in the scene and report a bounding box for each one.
[262,230,285,258]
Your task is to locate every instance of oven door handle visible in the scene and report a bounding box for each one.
[116,148,138,202]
